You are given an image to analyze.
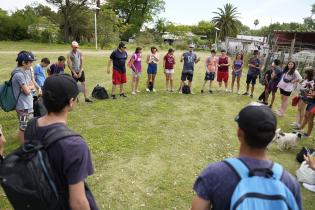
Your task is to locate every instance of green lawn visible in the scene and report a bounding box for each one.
[0,43,314,209]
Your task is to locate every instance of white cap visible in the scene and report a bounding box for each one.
[188,44,195,48]
[71,41,79,47]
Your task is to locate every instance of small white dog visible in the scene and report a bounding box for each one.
[271,128,302,150]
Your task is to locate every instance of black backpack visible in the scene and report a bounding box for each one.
[33,96,47,117]
[92,84,109,99]
[182,85,191,94]
[0,118,80,210]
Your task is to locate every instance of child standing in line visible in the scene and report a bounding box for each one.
[130,47,142,95]
[201,49,217,93]
[48,56,66,76]
[163,48,176,92]
[146,46,159,92]
[34,58,50,88]
[231,53,243,94]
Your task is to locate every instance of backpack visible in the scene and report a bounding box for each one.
[92,84,109,99]
[182,85,191,94]
[0,74,20,112]
[224,158,299,210]
[33,96,47,117]
[0,118,80,210]
[127,53,137,69]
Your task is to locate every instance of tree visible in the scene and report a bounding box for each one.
[254,19,259,29]
[304,3,315,30]
[191,21,215,38]
[107,0,165,40]
[45,0,89,42]
[212,3,241,40]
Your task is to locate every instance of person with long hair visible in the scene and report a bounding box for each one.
[130,47,142,95]
[276,61,302,116]
[230,53,243,94]
[163,48,176,92]
[292,69,314,129]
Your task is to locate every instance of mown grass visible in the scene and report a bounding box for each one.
[0,44,314,209]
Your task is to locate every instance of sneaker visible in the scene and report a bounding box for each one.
[242,92,249,96]
[146,88,150,92]
[111,95,116,99]
[136,90,141,93]
[250,94,253,98]
[209,90,213,94]
[170,89,174,92]
[153,88,156,92]
[303,183,315,192]
[225,89,230,92]
[302,133,309,138]
[269,105,272,109]
[85,98,93,103]
[131,91,136,95]
[179,91,182,94]
[120,93,127,97]
[275,110,283,117]
[237,91,241,95]
[201,89,204,93]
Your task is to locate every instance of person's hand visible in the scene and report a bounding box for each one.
[38,88,42,96]
[0,126,6,156]
[304,154,315,171]
[107,68,111,74]
[78,72,82,78]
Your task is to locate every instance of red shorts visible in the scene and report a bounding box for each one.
[112,69,127,85]
[217,71,229,82]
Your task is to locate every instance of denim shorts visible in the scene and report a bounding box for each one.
[147,63,157,75]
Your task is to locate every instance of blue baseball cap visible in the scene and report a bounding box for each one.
[16,51,36,63]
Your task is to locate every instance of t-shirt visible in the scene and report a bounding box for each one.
[277,70,302,92]
[218,56,229,72]
[248,57,261,76]
[182,52,197,71]
[49,63,65,75]
[110,49,128,73]
[272,66,283,84]
[206,56,217,73]
[131,53,142,72]
[34,64,46,87]
[36,123,98,210]
[68,50,82,72]
[233,60,243,72]
[11,68,33,112]
[148,53,159,64]
[193,156,302,210]
[164,53,175,69]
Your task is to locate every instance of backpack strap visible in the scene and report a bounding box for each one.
[271,162,283,180]
[24,117,40,144]
[43,125,80,149]
[224,158,249,179]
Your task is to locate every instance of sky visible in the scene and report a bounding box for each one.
[0,0,314,29]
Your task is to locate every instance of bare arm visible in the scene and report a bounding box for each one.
[21,84,32,95]
[67,54,76,75]
[146,55,150,64]
[195,57,201,64]
[191,196,211,210]
[69,181,90,210]
[180,55,184,62]
[79,52,84,74]
[107,59,113,74]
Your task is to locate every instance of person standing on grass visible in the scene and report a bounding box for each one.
[217,49,230,92]
[130,47,142,95]
[230,53,243,94]
[146,46,159,92]
[276,61,302,117]
[163,48,176,92]
[261,59,282,108]
[37,74,98,210]
[179,44,200,94]
[34,57,50,88]
[12,51,36,144]
[107,42,128,99]
[243,50,261,98]
[0,125,6,156]
[48,56,66,76]
[201,49,217,94]
[67,41,92,103]
[191,103,302,210]
[292,69,314,129]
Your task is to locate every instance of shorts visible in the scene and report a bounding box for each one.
[232,71,242,78]
[246,74,258,85]
[147,63,157,75]
[165,69,174,74]
[181,72,194,82]
[306,103,315,114]
[205,72,215,81]
[131,70,142,77]
[112,69,127,85]
[16,110,34,131]
[279,88,291,96]
[267,81,278,93]
[217,71,229,82]
[72,71,85,82]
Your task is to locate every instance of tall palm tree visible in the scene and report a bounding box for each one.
[212,3,241,40]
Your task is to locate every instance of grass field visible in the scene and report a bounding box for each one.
[0,41,314,209]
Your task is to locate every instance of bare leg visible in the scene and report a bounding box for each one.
[120,84,124,94]
[250,84,255,95]
[81,81,88,98]
[306,114,315,136]
[236,77,240,93]
[201,80,207,91]
[111,84,116,95]
[301,112,310,130]
[231,76,235,92]
[135,77,140,91]
[18,130,24,144]
[170,74,174,91]
[270,92,276,106]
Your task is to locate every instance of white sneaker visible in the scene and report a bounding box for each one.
[225,89,231,92]
[136,90,141,93]
[153,88,156,92]
[303,183,315,192]
[146,88,150,92]
[237,91,241,95]
[131,91,136,95]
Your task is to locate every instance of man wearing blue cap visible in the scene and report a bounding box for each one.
[191,102,301,210]
[12,51,36,143]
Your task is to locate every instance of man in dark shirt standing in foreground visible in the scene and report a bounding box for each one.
[191,102,302,210]
[107,42,128,99]
[38,74,98,210]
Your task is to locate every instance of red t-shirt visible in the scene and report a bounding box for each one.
[164,53,175,69]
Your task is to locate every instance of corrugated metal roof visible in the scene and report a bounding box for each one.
[273,30,315,33]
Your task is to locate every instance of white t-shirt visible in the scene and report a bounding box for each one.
[277,70,302,92]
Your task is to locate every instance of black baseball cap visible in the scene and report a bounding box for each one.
[118,42,126,48]
[43,74,79,104]
[235,102,277,135]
